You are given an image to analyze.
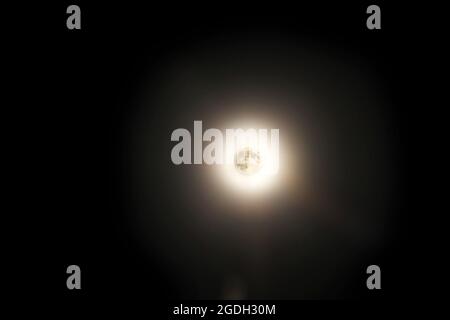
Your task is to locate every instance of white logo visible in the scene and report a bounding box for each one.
[171,121,279,171]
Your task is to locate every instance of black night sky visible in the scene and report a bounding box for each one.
[9,1,424,312]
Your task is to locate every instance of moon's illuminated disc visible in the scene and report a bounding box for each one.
[234,147,262,175]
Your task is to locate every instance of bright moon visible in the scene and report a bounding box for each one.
[223,139,279,193]
[234,147,262,175]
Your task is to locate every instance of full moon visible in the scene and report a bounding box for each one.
[234,147,262,175]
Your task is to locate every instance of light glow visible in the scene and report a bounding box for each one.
[222,128,279,192]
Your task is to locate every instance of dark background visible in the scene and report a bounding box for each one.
[9,0,421,310]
